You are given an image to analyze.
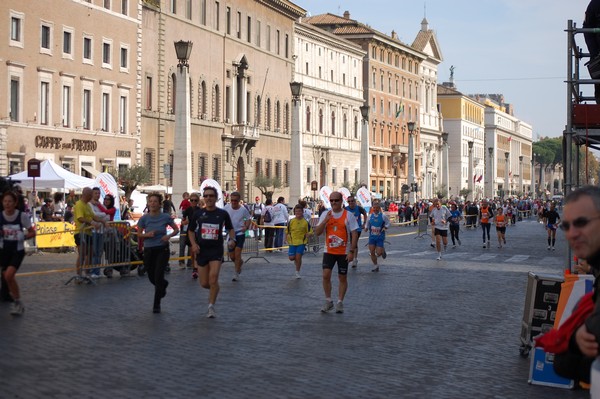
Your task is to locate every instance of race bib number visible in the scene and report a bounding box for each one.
[327,234,345,248]
[2,224,24,241]
[201,223,220,240]
[370,226,381,235]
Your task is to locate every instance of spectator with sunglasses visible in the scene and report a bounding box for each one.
[553,186,600,384]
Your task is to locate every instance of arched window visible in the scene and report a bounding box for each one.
[318,108,323,133]
[266,98,271,130]
[331,111,336,135]
[284,102,289,133]
[306,106,311,132]
[213,84,220,121]
[353,116,358,139]
[170,73,176,114]
[275,100,281,130]
[199,81,207,118]
[256,95,262,126]
[343,113,347,137]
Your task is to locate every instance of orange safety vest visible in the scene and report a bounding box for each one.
[325,210,349,255]
[481,207,490,224]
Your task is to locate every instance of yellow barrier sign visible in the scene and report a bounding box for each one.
[36,222,76,248]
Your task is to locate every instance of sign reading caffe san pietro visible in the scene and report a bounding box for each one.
[35,135,97,152]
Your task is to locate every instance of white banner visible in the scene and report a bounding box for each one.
[319,186,333,209]
[200,179,224,208]
[339,187,351,207]
[356,187,372,210]
[95,172,121,221]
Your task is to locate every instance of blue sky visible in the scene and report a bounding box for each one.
[296,0,591,139]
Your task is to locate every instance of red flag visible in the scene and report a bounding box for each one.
[477,175,483,182]
[508,136,512,142]
[473,174,477,182]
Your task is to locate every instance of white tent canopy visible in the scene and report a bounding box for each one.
[8,159,95,190]
[137,184,172,194]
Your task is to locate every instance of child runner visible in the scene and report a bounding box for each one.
[137,193,179,314]
[1,191,36,316]
[364,199,391,272]
[494,207,507,248]
[286,205,312,279]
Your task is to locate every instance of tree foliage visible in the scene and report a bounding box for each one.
[533,137,562,166]
[254,174,283,202]
[110,165,151,200]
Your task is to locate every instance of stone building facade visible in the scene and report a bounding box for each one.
[141,0,304,202]
[0,0,141,178]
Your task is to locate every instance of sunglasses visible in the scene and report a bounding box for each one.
[189,199,199,202]
[203,194,216,198]
[330,199,342,203]
[560,215,600,231]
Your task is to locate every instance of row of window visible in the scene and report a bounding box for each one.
[9,75,129,134]
[305,63,359,88]
[9,12,130,71]
[371,97,418,123]
[169,0,290,58]
[371,45,418,74]
[305,166,359,187]
[254,159,290,184]
[304,106,359,139]
[371,70,418,100]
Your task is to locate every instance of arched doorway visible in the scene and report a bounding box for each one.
[236,156,245,198]
[320,158,327,188]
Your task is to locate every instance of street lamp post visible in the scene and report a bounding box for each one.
[289,82,303,204]
[504,151,510,199]
[519,155,524,196]
[359,105,370,189]
[487,147,494,198]
[532,153,537,198]
[407,121,417,203]
[441,132,449,199]
[172,40,193,205]
[467,141,474,201]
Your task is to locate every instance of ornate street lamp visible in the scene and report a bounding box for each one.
[174,40,193,69]
[407,121,416,202]
[441,132,449,199]
[467,141,474,201]
[487,147,494,198]
[359,105,370,188]
[289,82,304,202]
[172,40,193,204]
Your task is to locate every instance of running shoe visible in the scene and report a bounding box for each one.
[10,300,24,316]
[436,255,442,261]
[294,271,302,279]
[335,302,344,314]
[351,259,358,269]
[503,238,506,244]
[207,306,216,318]
[551,246,556,251]
[430,243,435,248]
[452,244,456,249]
[382,249,387,259]
[371,267,379,272]
[483,243,486,248]
[457,238,462,246]
[547,245,551,250]
[321,301,334,313]
[232,272,240,282]
[192,270,198,279]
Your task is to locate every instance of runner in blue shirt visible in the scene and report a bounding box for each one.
[345,195,367,269]
[364,200,391,272]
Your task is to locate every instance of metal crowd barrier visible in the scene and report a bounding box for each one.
[224,229,269,264]
[65,221,143,285]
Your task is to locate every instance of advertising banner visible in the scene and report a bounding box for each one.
[319,186,333,209]
[95,173,121,221]
[356,187,372,210]
[339,187,351,207]
[36,222,76,248]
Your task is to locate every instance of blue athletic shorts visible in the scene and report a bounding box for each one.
[368,235,385,248]
[228,234,246,252]
[288,244,306,257]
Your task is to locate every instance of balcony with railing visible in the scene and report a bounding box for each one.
[231,124,260,140]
